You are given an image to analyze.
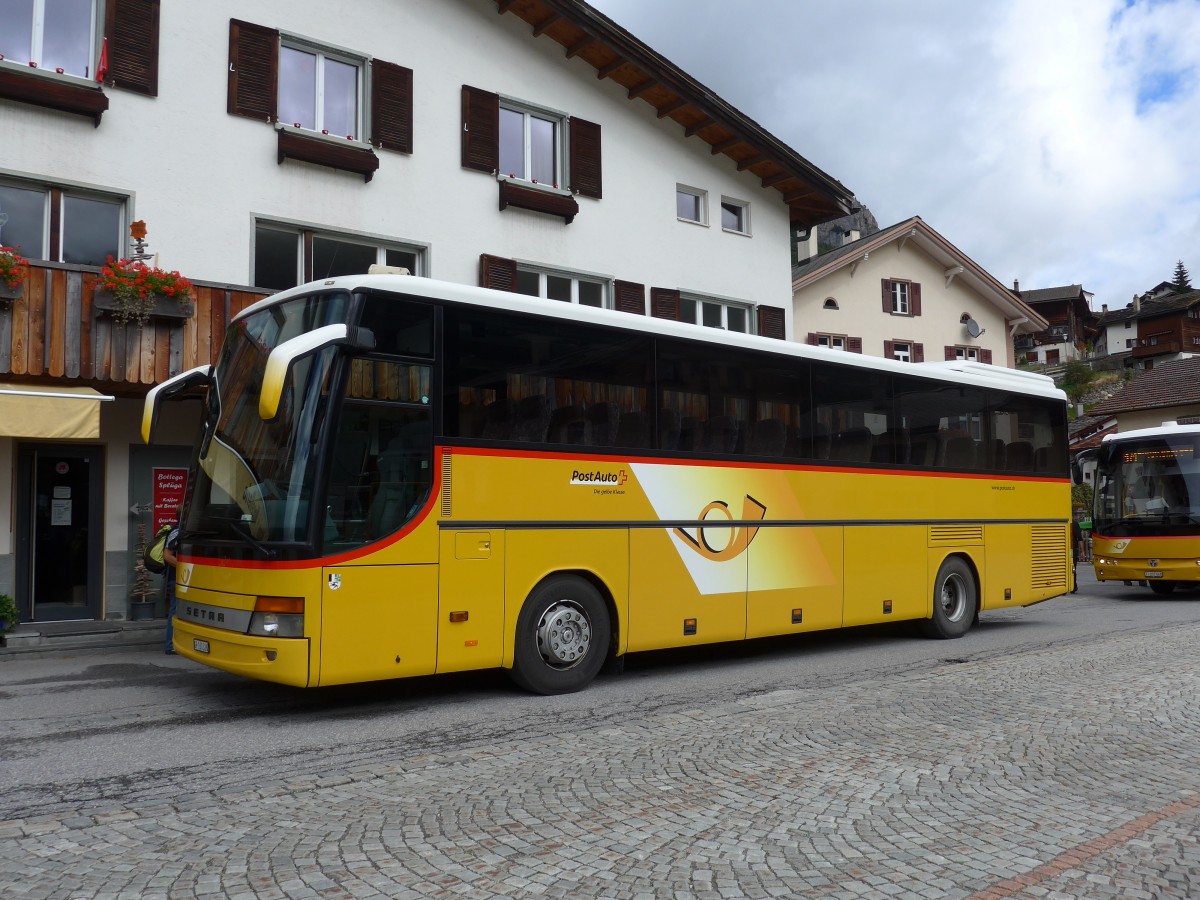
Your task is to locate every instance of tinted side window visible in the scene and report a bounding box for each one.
[812,361,893,463]
[991,392,1067,474]
[658,340,755,456]
[358,293,434,357]
[895,376,991,470]
[442,308,652,447]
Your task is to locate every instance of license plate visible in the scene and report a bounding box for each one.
[1145,571,1164,579]
[193,638,210,654]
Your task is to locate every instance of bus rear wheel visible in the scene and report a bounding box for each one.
[1148,580,1177,595]
[922,556,977,639]
[510,576,610,695]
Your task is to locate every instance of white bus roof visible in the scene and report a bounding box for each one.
[237,273,1067,402]
[1101,421,1200,443]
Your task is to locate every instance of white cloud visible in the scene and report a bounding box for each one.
[591,0,1200,306]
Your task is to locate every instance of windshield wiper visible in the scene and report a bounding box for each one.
[228,522,278,560]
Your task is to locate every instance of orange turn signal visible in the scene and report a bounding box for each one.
[449,610,469,623]
[254,596,304,614]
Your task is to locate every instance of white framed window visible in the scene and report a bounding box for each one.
[816,333,846,351]
[679,293,752,333]
[0,177,125,265]
[955,346,980,362]
[676,185,707,224]
[720,197,750,235]
[279,40,362,138]
[891,280,910,315]
[892,341,911,363]
[515,265,608,308]
[1,0,98,78]
[253,220,426,291]
[500,100,562,186]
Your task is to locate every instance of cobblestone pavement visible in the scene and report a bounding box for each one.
[3,623,1199,899]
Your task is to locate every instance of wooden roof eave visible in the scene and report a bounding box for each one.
[493,0,857,228]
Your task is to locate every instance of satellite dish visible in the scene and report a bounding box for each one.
[964,317,982,338]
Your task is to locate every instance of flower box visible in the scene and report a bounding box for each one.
[93,288,194,322]
[0,281,21,305]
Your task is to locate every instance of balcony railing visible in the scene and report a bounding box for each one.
[0,261,270,389]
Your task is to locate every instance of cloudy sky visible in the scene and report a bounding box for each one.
[589,0,1200,311]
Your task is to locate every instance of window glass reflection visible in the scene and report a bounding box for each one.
[0,184,48,259]
[279,46,317,129]
[254,227,299,291]
[41,0,93,76]
[62,195,120,266]
[0,1,35,62]
[323,57,357,137]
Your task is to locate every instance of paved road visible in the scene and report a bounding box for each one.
[2,568,1199,898]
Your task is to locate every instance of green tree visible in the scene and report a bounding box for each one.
[1061,359,1096,405]
[1171,259,1192,292]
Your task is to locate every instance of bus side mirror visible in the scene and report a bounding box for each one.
[1071,448,1097,486]
[258,324,375,421]
[142,364,213,444]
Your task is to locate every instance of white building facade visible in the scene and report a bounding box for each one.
[0,0,855,622]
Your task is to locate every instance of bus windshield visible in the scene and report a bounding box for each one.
[1093,436,1200,536]
[184,292,351,555]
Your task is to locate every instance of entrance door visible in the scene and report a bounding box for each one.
[15,444,105,622]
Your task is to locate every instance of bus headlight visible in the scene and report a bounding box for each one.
[248,596,304,638]
[248,612,304,637]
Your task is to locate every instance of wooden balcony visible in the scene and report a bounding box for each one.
[1132,339,1183,358]
[0,262,270,392]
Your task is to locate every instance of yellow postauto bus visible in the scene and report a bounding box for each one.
[1085,421,1200,594]
[143,273,1071,694]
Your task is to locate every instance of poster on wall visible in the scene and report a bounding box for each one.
[152,468,189,533]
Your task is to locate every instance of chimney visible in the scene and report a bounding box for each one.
[1133,293,1140,312]
[1013,278,1020,292]
[842,229,860,245]
[1101,303,1108,313]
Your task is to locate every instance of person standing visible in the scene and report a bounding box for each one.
[162,522,180,654]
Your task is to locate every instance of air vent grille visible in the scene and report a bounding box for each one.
[929,525,984,545]
[1031,524,1068,588]
[440,450,452,517]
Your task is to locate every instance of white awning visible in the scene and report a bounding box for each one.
[0,384,114,439]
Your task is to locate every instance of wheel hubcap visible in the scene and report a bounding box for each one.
[536,600,592,670]
[940,573,968,622]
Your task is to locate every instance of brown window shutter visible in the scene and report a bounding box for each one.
[945,346,956,361]
[650,288,680,320]
[806,333,817,345]
[614,280,646,315]
[370,60,413,153]
[881,279,892,313]
[104,0,159,95]
[848,337,862,353]
[981,348,993,364]
[757,304,785,339]
[479,254,517,292]
[228,19,278,121]
[913,343,924,363]
[884,340,894,358]
[462,85,498,172]
[569,117,602,199]
[911,281,922,316]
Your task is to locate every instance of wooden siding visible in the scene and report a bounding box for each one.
[0,263,269,391]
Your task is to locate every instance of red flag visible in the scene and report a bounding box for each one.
[96,37,108,83]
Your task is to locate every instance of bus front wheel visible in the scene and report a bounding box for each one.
[922,556,977,639]
[510,576,611,695]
